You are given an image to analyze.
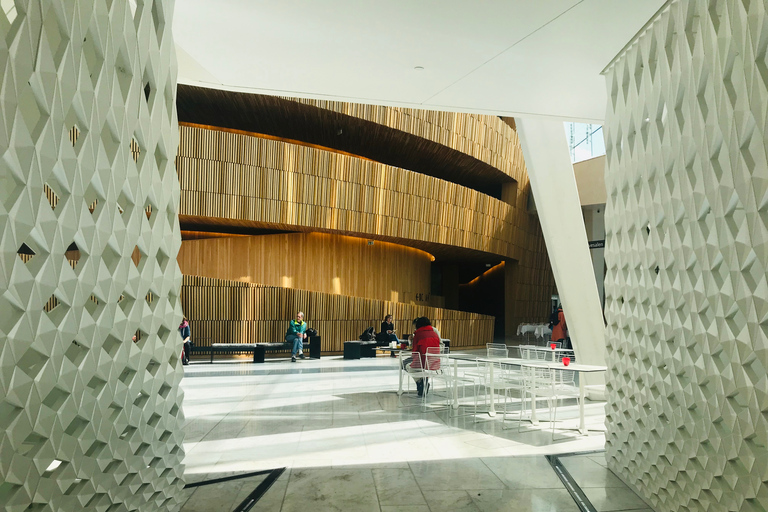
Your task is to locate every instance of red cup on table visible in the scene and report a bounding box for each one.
[562,357,571,366]
[550,343,556,350]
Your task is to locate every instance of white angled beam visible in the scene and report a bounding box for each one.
[517,118,606,371]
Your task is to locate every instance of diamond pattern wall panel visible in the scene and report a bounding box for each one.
[603,1,768,510]
[0,1,184,511]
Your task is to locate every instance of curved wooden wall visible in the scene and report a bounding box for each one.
[286,98,526,182]
[177,124,521,260]
[177,232,432,303]
[181,275,494,351]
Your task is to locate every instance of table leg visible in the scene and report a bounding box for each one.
[578,375,586,434]
[397,355,404,396]
[488,362,496,417]
[530,369,538,425]
[452,359,459,409]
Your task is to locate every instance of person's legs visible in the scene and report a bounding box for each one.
[183,341,191,364]
[403,356,425,396]
[286,334,301,361]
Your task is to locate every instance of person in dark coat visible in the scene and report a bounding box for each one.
[179,317,191,365]
[376,314,398,344]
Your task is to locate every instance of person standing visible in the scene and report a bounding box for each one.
[550,305,567,347]
[179,317,191,365]
[286,311,307,362]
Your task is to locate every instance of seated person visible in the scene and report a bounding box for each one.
[285,311,307,362]
[376,314,398,345]
[401,317,440,397]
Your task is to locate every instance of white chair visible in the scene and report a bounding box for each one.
[487,345,508,359]
[399,350,431,406]
[475,359,526,425]
[422,348,451,410]
[520,365,580,439]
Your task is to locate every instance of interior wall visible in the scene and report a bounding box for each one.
[603,1,768,510]
[181,275,495,351]
[0,1,185,510]
[178,232,432,303]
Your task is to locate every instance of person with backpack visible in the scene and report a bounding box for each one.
[286,311,307,362]
[550,304,567,347]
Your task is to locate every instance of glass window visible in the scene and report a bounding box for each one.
[564,122,605,163]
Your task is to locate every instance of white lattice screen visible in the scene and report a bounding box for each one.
[604,1,768,510]
[0,1,185,510]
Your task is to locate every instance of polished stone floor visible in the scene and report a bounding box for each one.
[178,353,651,511]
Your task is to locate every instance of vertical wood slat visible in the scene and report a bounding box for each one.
[176,125,521,260]
[180,275,494,352]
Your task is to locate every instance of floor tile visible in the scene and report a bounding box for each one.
[560,455,625,488]
[481,456,564,489]
[280,467,380,512]
[470,489,581,512]
[409,459,505,491]
[178,479,246,512]
[250,469,291,512]
[583,486,649,511]
[421,490,481,511]
[372,468,427,506]
[380,506,431,512]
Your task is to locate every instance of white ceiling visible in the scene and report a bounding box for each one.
[173,0,665,123]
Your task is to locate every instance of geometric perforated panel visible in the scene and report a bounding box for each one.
[0,1,184,510]
[603,1,768,510]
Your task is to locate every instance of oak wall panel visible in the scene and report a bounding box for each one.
[177,232,432,302]
[177,125,520,260]
[181,275,494,351]
[286,97,527,183]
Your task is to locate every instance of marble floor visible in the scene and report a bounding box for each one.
[178,353,651,511]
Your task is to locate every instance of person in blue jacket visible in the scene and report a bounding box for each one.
[286,311,307,362]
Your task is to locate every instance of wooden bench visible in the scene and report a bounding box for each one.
[209,336,321,363]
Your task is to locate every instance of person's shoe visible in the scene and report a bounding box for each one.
[291,356,296,362]
[298,353,305,359]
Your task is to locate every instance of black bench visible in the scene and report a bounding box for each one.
[343,340,378,359]
[343,339,451,360]
[210,336,321,363]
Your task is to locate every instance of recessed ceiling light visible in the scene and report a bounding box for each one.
[414,66,424,71]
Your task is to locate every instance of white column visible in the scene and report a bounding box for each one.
[516,118,606,376]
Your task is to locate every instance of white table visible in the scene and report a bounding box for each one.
[533,324,552,339]
[520,361,607,434]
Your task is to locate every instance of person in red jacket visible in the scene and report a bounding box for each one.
[551,305,567,347]
[403,317,441,396]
